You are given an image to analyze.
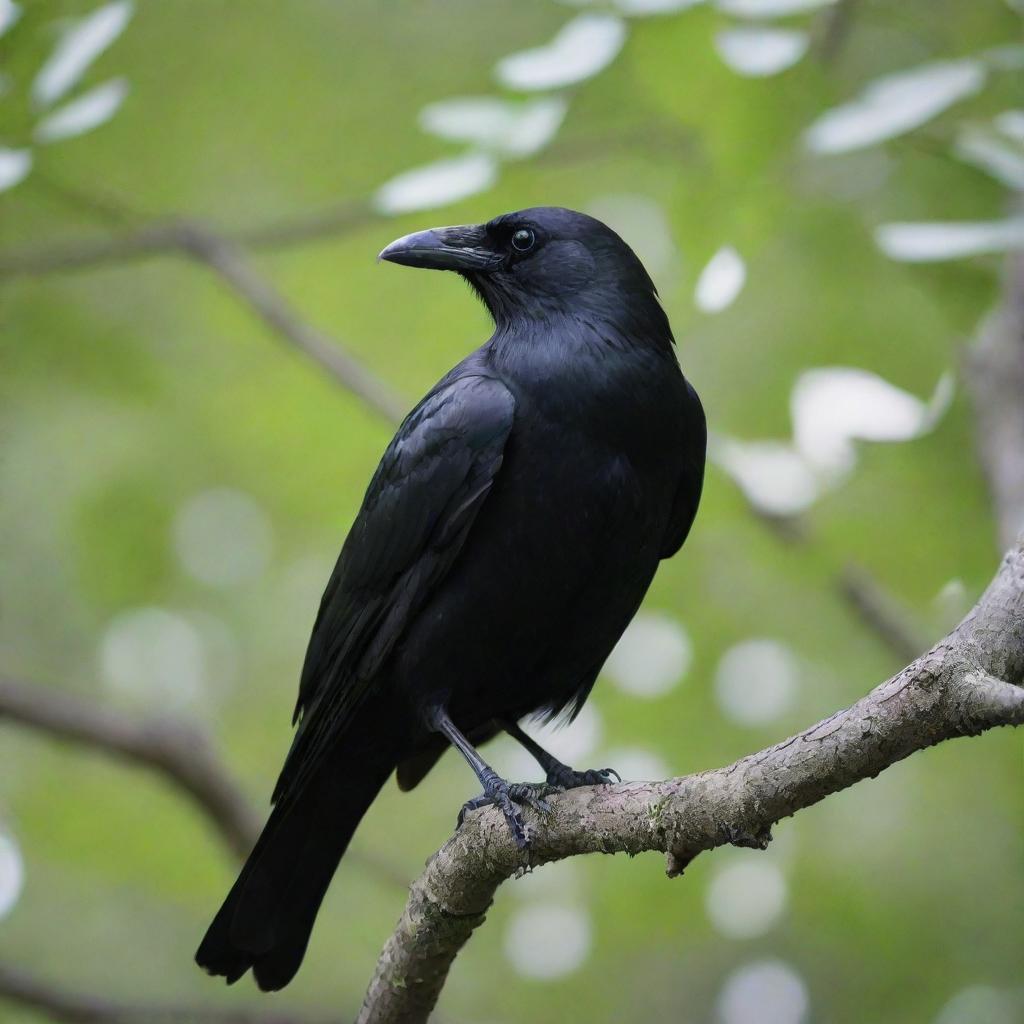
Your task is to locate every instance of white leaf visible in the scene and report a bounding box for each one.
[0,147,32,192]
[32,1,133,107]
[711,436,821,516]
[585,194,676,277]
[0,833,24,920]
[374,151,497,215]
[0,0,21,38]
[614,0,704,14]
[875,218,1024,262]
[954,126,1024,190]
[791,367,952,477]
[34,78,128,142]
[718,961,809,1024]
[496,14,627,91]
[804,60,986,154]
[994,109,1024,144]
[715,27,808,77]
[604,613,692,698]
[695,245,746,312]
[418,96,567,159]
[716,0,835,17]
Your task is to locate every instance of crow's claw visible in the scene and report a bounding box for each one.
[546,765,621,790]
[457,775,555,848]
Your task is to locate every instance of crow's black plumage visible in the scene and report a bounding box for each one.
[196,206,706,991]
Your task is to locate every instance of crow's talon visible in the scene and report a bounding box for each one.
[546,765,621,789]
[456,778,554,847]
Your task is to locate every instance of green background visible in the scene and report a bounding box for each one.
[1,2,1022,1022]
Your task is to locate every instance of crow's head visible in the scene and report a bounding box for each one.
[379,206,668,337]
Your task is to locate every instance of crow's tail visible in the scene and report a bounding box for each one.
[195,744,394,991]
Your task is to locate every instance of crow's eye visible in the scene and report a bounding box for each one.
[511,228,535,253]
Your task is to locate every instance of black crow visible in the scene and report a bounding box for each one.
[196,206,706,991]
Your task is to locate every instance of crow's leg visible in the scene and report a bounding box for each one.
[504,719,620,790]
[428,707,553,848]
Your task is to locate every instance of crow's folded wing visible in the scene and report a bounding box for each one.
[273,373,515,804]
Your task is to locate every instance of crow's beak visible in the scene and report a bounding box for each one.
[378,225,502,272]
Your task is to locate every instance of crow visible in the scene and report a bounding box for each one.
[196,206,706,991]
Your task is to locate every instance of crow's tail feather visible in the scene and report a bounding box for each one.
[195,745,394,991]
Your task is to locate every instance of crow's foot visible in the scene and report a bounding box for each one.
[457,772,557,848]
[545,764,620,790]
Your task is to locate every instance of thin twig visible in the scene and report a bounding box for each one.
[838,562,929,662]
[0,676,409,888]
[0,960,332,1024]
[177,224,406,423]
[0,676,260,859]
[964,249,1024,550]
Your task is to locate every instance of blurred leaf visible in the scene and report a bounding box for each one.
[875,217,1024,261]
[714,27,809,77]
[495,13,627,91]
[34,76,128,142]
[0,145,31,191]
[804,60,987,154]
[31,0,133,107]
[374,149,498,214]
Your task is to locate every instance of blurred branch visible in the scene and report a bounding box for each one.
[838,563,929,663]
[0,960,331,1024]
[357,535,1024,1024]
[0,677,260,859]
[746,507,928,661]
[815,0,859,63]
[177,224,406,423]
[965,249,1024,551]
[0,216,405,422]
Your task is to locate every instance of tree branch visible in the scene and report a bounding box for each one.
[965,250,1024,550]
[356,535,1024,1024]
[176,224,406,423]
[0,676,260,859]
[0,960,331,1024]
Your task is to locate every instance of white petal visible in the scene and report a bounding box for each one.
[100,607,206,712]
[934,986,1020,1024]
[603,612,692,698]
[0,0,21,38]
[32,1,133,107]
[34,78,128,143]
[374,151,497,215]
[715,0,835,16]
[419,96,567,159]
[994,109,1024,143]
[0,147,32,192]
[0,832,24,919]
[875,218,1024,262]
[711,436,820,516]
[714,638,801,726]
[791,367,951,475]
[707,859,788,938]
[954,127,1024,190]
[715,27,808,77]
[173,488,273,588]
[504,905,592,979]
[804,60,985,154]
[695,245,746,312]
[717,960,810,1024]
[586,194,677,277]
[496,14,627,91]
[615,0,704,14]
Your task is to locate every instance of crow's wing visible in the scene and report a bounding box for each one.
[273,373,515,804]
[660,380,706,559]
